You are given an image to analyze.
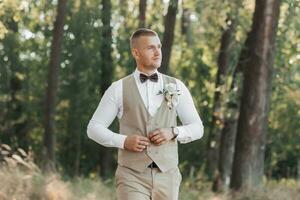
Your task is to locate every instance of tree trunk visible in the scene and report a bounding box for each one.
[213,69,242,192]
[138,0,147,28]
[230,0,280,190]
[298,159,300,181]
[160,0,178,74]
[99,0,114,178]
[214,114,238,191]
[181,1,192,45]
[43,0,67,171]
[206,16,236,180]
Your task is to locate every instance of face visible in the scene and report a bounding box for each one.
[132,35,162,71]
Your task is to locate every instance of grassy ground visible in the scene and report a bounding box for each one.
[0,166,299,200]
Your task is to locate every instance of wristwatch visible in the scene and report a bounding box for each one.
[171,126,179,139]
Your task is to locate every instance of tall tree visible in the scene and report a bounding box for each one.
[206,16,236,180]
[230,0,281,190]
[160,0,178,74]
[43,0,67,170]
[216,4,244,187]
[214,62,242,192]
[99,0,114,178]
[138,0,147,28]
[181,1,192,45]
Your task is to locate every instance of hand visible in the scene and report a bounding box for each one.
[148,128,174,146]
[124,135,150,152]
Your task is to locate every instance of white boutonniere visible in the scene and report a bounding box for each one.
[157,83,181,110]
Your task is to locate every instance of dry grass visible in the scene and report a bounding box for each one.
[179,177,300,200]
[0,167,71,200]
[0,167,114,200]
[1,167,299,200]
[0,143,114,200]
[0,167,299,200]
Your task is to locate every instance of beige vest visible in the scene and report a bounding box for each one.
[118,73,178,172]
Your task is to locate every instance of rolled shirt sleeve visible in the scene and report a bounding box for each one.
[175,79,204,144]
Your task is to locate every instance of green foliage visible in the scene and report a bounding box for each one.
[265,0,300,179]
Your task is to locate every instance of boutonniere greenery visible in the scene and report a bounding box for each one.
[157,83,181,110]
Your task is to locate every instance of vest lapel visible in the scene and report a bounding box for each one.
[131,73,169,119]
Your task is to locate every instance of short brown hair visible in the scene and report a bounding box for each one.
[130,28,158,49]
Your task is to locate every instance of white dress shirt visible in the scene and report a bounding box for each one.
[87,68,204,149]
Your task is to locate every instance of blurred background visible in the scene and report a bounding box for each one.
[0,0,299,199]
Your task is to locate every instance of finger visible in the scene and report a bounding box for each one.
[153,137,165,144]
[150,134,161,142]
[138,141,150,146]
[157,140,166,146]
[152,137,163,143]
[148,128,162,136]
[136,144,146,150]
[135,146,145,152]
[139,136,150,142]
[148,132,159,139]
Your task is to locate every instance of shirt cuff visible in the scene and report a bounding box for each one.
[176,126,192,143]
[112,134,127,149]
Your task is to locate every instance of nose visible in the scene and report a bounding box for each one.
[154,47,161,56]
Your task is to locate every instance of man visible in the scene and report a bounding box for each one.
[87,28,204,200]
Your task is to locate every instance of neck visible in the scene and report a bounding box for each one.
[137,66,157,75]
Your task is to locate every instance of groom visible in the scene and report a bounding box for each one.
[87,28,204,200]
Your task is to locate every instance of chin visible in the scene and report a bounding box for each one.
[153,62,161,68]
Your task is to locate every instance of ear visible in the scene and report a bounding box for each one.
[131,48,139,59]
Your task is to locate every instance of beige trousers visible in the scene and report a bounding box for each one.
[115,165,182,200]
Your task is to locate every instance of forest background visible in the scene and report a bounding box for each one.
[0,0,299,199]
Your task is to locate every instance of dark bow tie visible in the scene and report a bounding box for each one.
[139,73,158,83]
